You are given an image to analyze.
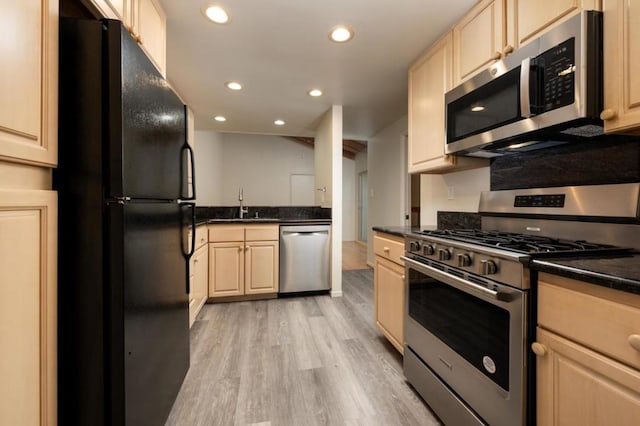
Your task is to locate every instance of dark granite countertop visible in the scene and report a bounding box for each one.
[206,218,331,225]
[372,225,437,238]
[531,253,640,295]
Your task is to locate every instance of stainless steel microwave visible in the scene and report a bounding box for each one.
[445,11,603,157]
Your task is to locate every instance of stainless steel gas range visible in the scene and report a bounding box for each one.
[402,183,640,426]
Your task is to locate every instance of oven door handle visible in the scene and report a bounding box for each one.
[401,255,509,301]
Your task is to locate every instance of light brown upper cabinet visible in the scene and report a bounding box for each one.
[408,33,455,173]
[0,0,58,167]
[508,0,601,49]
[453,0,507,85]
[90,0,166,76]
[91,0,131,24]
[408,32,488,174]
[131,0,166,77]
[452,0,601,87]
[601,0,640,134]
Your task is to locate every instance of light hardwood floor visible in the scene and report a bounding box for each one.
[342,241,369,271]
[166,270,440,426]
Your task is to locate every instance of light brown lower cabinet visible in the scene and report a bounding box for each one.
[373,232,406,354]
[374,256,405,353]
[208,224,279,298]
[188,242,208,327]
[535,327,640,425]
[0,189,57,425]
[534,274,640,425]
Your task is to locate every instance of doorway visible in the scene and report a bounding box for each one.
[358,171,368,242]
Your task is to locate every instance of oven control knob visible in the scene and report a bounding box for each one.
[410,241,421,252]
[438,248,452,261]
[423,244,436,256]
[481,259,498,275]
[457,253,472,267]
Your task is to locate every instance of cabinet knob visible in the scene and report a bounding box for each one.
[502,44,514,55]
[238,247,243,252]
[383,247,390,252]
[629,334,640,352]
[600,109,617,120]
[531,342,547,357]
[491,51,502,61]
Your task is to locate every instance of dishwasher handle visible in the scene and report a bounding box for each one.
[282,230,329,236]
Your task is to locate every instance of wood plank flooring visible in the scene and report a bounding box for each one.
[166,270,440,426]
[342,241,369,271]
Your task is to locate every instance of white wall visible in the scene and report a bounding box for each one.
[220,134,315,205]
[315,106,343,297]
[195,132,315,206]
[342,157,356,241]
[420,167,490,225]
[314,113,333,208]
[194,130,224,205]
[366,116,408,265]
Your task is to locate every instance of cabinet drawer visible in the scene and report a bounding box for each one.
[245,225,279,241]
[538,274,640,370]
[194,225,207,249]
[374,233,405,265]
[208,225,244,242]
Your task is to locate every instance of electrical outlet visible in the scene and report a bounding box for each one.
[447,186,455,200]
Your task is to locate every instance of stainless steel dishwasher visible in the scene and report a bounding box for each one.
[279,224,331,293]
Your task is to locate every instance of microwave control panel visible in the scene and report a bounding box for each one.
[537,38,576,112]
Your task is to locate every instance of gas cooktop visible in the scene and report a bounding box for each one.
[414,229,631,257]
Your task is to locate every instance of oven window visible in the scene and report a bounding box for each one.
[447,67,521,143]
[408,268,510,390]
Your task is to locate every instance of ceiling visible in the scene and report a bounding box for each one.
[159,0,476,139]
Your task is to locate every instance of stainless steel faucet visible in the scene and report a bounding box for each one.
[238,187,248,219]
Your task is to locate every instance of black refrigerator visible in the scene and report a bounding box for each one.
[56,19,195,426]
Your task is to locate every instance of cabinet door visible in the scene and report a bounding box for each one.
[245,241,279,295]
[188,256,196,327]
[408,32,456,174]
[0,190,57,425]
[133,0,166,77]
[453,0,506,85]
[374,256,405,354]
[90,0,131,25]
[535,328,640,426]
[0,0,57,166]
[209,242,244,297]
[189,244,209,326]
[508,0,600,48]
[602,0,640,133]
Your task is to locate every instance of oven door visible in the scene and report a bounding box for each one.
[403,256,526,426]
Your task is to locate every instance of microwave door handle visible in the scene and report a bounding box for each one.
[520,57,533,118]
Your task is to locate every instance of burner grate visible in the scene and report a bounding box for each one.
[417,229,629,255]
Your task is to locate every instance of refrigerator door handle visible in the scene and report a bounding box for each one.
[180,143,196,201]
[180,202,196,294]
[181,104,196,201]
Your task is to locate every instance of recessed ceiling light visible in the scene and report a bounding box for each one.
[202,5,229,24]
[274,119,285,126]
[329,25,354,43]
[308,89,323,97]
[225,81,242,91]
[471,106,485,112]
[214,115,226,122]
